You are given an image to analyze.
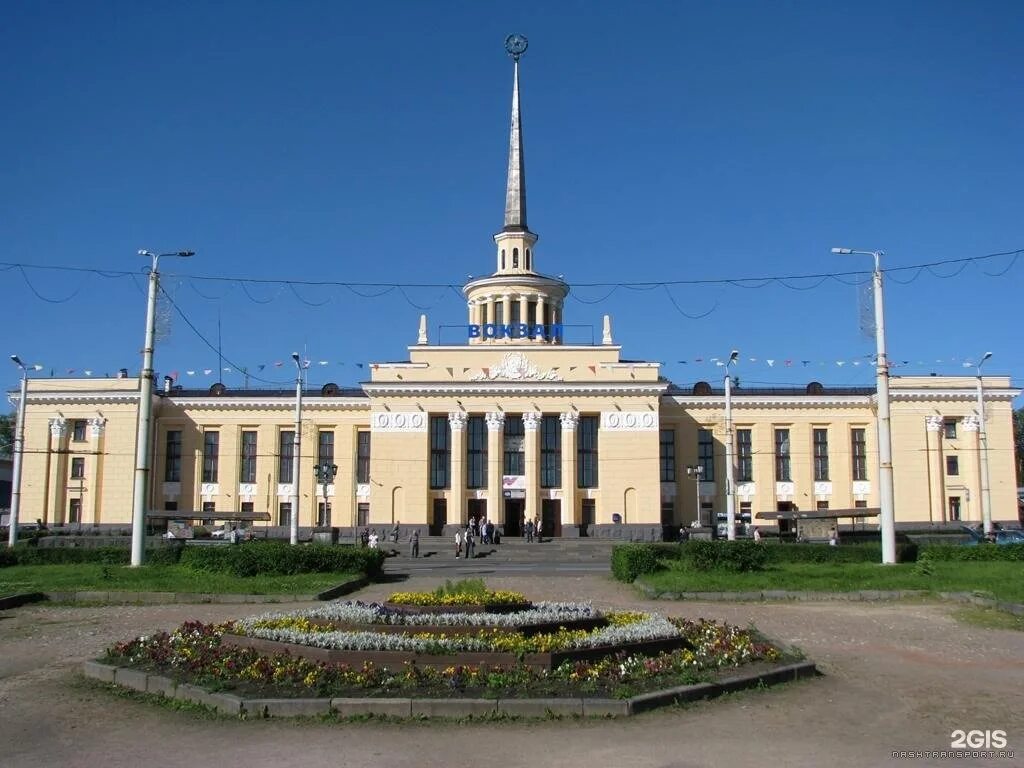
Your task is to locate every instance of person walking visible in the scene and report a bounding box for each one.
[464,526,475,559]
[391,521,400,543]
[454,529,463,558]
[525,519,534,543]
[409,529,420,558]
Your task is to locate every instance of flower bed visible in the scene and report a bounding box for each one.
[238,601,608,637]
[102,617,785,701]
[386,588,531,613]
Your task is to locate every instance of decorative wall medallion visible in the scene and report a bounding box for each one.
[813,481,833,497]
[852,481,871,496]
[737,482,756,498]
[276,483,293,498]
[315,483,336,497]
[372,412,428,432]
[470,352,561,381]
[162,482,181,499]
[356,483,370,498]
[600,411,658,431]
[201,483,219,497]
[775,482,795,499]
[238,483,258,500]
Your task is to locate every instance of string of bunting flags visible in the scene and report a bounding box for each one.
[27,355,996,380]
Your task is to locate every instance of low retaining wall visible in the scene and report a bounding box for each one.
[220,633,690,672]
[306,616,608,636]
[82,658,817,718]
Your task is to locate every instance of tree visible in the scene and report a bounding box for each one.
[1014,407,1024,486]
[0,411,12,456]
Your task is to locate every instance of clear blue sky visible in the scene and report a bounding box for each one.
[2,1,1022,399]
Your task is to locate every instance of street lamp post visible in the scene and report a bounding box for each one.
[290,353,302,545]
[686,464,705,530]
[7,356,29,548]
[975,352,994,536]
[724,350,739,540]
[130,249,194,567]
[831,247,896,564]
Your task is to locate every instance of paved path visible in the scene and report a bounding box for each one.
[1,574,1022,768]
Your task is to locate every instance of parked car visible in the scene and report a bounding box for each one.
[959,524,1024,546]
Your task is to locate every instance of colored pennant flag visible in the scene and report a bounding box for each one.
[694,357,703,363]
[319,360,328,366]
[84,370,93,376]
[203,369,212,375]
[257,364,265,371]
[67,368,75,374]
[784,360,792,367]
[169,371,179,380]
[836,361,845,367]
[186,370,196,376]
[356,363,364,368]
[766,360,775,367]
[32,364,44,371]
[274,361,283,367]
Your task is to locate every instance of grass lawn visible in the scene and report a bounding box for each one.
[640,561,1024,603]
[0,564,360,595]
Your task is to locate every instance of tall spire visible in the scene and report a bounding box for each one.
[503,34,529,232]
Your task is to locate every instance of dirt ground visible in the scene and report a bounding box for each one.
[1,575,1022,768]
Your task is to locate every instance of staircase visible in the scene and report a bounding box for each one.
[378,536,617,574]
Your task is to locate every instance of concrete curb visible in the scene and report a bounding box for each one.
[0,592,48,610]
[316,576,370,601]
[81,658,817,720]
[633,582,1024,614]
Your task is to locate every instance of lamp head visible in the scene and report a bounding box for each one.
[981,351,993,363]
[729,350,739,363]
[177,251,195,258]
[10,354,24,369]
[831,247,853,254]
[138,249,152,257]
[291,352,300,362]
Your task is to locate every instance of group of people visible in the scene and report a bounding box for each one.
[523,515,542,543]
[454,526,476,558]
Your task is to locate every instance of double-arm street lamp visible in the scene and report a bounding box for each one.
[724,350,739,540]
[7,356,29,548]
[975,352,994,536]
[290,353,302,545]
[831,247,896,564]
[686,464,705,529]
[313,459,338,527]
[130,249,194,567]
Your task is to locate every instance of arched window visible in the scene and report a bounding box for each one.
[512,248,519,268]
[501,249,506,270]
[526,249,531,270]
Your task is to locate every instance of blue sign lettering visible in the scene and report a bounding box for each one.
[466,324,563,340]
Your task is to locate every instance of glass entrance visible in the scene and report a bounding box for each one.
[541,499,561,538]
[430,499,447,536]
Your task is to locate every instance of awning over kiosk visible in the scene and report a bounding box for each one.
[754,508,880,521]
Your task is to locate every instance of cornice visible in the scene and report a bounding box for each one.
[23,391,141,404]
[888,388,1021,402]
[663,394,872,409]
[165,397,370,410]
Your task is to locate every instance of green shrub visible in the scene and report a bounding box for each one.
[919,543,1024,562]
[611,544,663,583]
[680,540,769,572]
[178,541,384,577]
[0,545,181,567]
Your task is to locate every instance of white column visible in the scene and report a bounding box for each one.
[925,416,944,523]
[449,412,467,526]
[535,295,546,343]
[560,412,578,529]
[485,412,505,526]
[523,413,541,529]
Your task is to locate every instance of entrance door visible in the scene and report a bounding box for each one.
[541,499,561,538]
[503,499,523,537]
[580,499,595,537]
[430,499,447,536]
[467,499,487,529]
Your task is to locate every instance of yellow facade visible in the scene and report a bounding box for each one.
[8,54,1021,538]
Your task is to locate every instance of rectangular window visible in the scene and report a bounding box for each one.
[164,500,178,511]
[317,431,334,464]
[660,500,674,525]
[278,430,294,484]
[201,501,215,526]
[946,455,959,476]
[164,430,182,482]
[357,431,371,484]
[739,501,752,524]
[774,428,791,482]
[851,428,867,482]
[854,500,867,509]
[698,429,715,482]
[813,428,829,481]
[540,415,561,488]
[736,429,753,482]
[659,428,675,483]
[466,416,487,489]
[70,457,85,479]
[278,502,292,527]
[241,501,254,514]
[239,431,257,483]
[68,498,82,524]
[494,302,504,327]
[943,419,957,439]
[202,431,219,484]
[577,415,599,488]
[504,416,525,476]
[429,416,451,490]
[72,419,87,442]
[816,500,830,511]
[948,496,961,521]
[317,502,331,526]
[357,503,369,527]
